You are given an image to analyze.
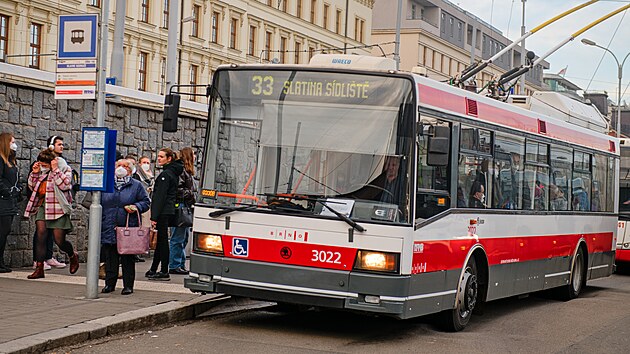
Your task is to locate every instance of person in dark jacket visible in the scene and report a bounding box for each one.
[101,159,150,295]
[469,181,487,209]
[0,133,19,273]
[146,148,183,281]
[169,147,196,275]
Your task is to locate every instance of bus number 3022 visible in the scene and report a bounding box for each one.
[311,250,342,264]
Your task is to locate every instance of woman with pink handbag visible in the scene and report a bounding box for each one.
[100,159,150,295]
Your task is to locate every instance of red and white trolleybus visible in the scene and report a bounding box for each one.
[184,55,618,330]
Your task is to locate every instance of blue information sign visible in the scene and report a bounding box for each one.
[58,14,98,59]
[79,128,116,192]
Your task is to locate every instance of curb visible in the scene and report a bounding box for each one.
[0,294,228,354]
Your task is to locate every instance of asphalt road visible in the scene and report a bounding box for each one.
[58,270,630,354]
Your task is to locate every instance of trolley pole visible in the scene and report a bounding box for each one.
[86,0,110,299]
[394,0,402,70]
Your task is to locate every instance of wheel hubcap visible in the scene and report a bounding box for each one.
[458,270,478,317]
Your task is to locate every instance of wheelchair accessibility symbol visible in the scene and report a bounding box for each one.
[232,238,249,257]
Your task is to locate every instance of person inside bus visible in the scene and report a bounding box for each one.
[468,181,486,208]
[572,177,589,211]
[549,184,568,211]
[346,155,405,206]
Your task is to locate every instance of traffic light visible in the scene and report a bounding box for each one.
[163,93,180,133]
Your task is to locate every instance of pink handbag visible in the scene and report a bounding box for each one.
[116,212,150,255]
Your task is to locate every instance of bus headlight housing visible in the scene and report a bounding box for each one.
[194,233,223,255]
[353,250,399,273]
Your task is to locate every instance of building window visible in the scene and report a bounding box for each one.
[323,4,329,30]
[0,15,8,62]
[294,41,301,63]
[280,36,287,63]
[264,31,272,61]
[229,18,238,49]
[88,0,101,7]
[162,0,169,28]
[267,0,273,5]
[336,9,342,34]
[297,0,303,19]
[309,46,315,60]
[282,0,288,12]
[310,0,316,23]
[354,17,364,43]
[160,57,166,94]
[29,23,42,69]
[192,5,200,37]
[141,0,150,23]
[138,52,148,91]
[248,25,257,56]
[211,12,219,43]
[189,64,198,101]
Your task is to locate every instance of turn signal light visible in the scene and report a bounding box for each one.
[194,233,224,255]
[353,250,399,273]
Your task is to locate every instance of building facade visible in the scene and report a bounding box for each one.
[0,0,374,98]
[371,0,549,95]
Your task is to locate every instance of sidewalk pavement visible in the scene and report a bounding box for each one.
[0,258,223,354]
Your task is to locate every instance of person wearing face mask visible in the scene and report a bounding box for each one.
[469,181,487,209]
[0,133,20,273]
[25,149,79,279]
[137,156,155,232]
[100,159,150,295]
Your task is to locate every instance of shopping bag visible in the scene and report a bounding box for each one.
[149,228,158,250]
[116,212,150,255]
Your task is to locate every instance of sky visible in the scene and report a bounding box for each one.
[452,0,630,104]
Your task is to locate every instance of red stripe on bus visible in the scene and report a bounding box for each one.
[616,249,630,262]
[412,232,613,273]
[417,84,613,152]
[222,235,356,271]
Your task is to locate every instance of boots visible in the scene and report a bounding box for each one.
[69,253,79,274]
[28,262,45,279]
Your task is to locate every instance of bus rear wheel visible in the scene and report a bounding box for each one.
[556,245,586,301]
[439,257,478,332]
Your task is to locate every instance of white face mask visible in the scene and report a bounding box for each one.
[10,142,17,151]
[115,166,128,178]
[141,163,150,172]
[40,167,50,174]
[131,165,137,175]
[480,194,486,204]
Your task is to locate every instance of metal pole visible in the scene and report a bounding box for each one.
[110,0,125,88]
[166,0,179,94]
[618,65,622,138]
[344,0,349,54]
[87,0,110,300]
[394,0,402,70]
[519,0,526,94]
[470,25,477,65]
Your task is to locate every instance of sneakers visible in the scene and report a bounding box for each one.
[147,271,170,281]
[34,261,52,271]
[46,258,67,268]
[145,269,156,278]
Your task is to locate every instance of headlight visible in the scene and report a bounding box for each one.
[194,233,223,255]
[353,250,399,273]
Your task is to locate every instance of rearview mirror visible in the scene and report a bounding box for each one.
[427,125,450,166]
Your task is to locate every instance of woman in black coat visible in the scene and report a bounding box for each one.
[0,133,20,273]
[146,148,183,281]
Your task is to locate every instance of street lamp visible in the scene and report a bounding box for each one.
[581,38,630,138]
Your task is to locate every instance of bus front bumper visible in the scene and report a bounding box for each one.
[184,255,453,319]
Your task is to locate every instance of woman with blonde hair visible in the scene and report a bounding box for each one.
[169,147,197,275]
[0,132,20,273]
[25,148,79,279]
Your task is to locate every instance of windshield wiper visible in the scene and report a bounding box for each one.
[263,193,366,233]
[208,205,258,218]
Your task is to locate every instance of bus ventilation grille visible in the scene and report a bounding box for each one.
[538,119,547,134]
[465,98,478,116]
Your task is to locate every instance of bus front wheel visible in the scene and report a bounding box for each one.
[438,257,478,332]
[555,245,586,301]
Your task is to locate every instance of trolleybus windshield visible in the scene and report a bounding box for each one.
[202,69,415,224]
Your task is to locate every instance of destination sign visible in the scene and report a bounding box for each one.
[219,70,412,107]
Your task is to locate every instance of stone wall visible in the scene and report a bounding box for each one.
[0,80,207,267]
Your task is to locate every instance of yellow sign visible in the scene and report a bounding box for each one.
[201,189,217,198]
